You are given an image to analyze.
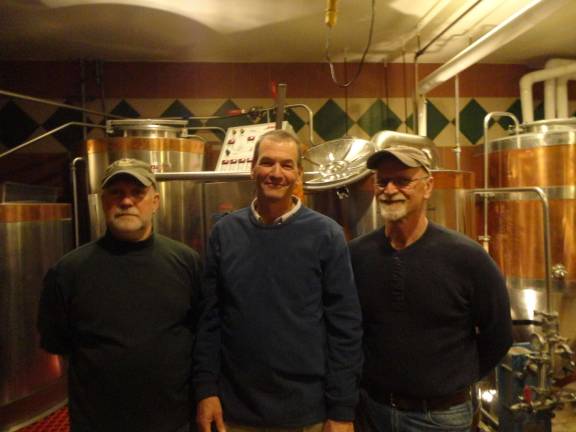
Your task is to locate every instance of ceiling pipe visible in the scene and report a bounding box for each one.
[417,0,571,96]
[543,58,576,119]
[520,62,576,123]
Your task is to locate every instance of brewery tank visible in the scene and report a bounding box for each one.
[481,118,576,343]
[302,135,476,239]
[85,119,206,252]
[0,203,72,430]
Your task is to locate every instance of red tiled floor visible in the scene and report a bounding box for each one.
[18,406,69,432]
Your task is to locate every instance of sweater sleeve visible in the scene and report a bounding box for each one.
[192,228,222,402]
[37,267,74,355]
[471,248,513,378]
[321,225,363,421]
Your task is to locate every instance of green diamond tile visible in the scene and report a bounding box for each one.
[43,99,85,150]
[534,102,544,121]
[285,107,305,133]
[314,99,353,141]
[405,114,414,132]
[161,100,202,129]
[206,100,251,140]
[357,99,401,137]
[426,100,449,140]
[0,100,39,148]
[110,100,140,118]
[459,99,488,144]
[498,99,522,130]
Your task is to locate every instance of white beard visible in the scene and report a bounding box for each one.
[378,199,407,222]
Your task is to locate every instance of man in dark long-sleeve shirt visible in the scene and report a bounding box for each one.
[194,130,363,432]
[349,146,512,432]
[38,159,201,432]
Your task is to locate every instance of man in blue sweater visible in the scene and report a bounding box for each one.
[194,130,363,432]
[349,146,513,432]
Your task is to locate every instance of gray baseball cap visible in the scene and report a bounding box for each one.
[366,145,431,173]
[100,158,158,189]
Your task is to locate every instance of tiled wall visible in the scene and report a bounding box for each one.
[1,62,575,177]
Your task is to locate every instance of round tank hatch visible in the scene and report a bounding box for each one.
[106,119,190,139]
[303,138,374,191]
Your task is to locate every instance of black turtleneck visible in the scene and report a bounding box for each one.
[38,231,201,432]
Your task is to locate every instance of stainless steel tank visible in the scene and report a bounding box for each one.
[86,119,206,253]
[0,204,72,430]
[302,136,476,239]
[482,118,576,343]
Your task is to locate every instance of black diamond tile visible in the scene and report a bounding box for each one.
[0,100,39,148]
[357,99,401,137]
[110,100,140,118]
[314,99,353,141]
[459,99,489,144]
[206,100,253,141]
[426,100,449,140]
[42,101,85,151]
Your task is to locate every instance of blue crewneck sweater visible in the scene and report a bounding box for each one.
[193,206,363,427]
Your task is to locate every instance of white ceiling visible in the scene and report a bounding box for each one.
[0,0,575,66]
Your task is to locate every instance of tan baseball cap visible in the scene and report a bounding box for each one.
[100,158,158,189]
[366,145,431,173]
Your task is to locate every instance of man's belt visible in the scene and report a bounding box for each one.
[369,388,471,412]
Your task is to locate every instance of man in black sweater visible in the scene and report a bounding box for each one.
[37,158,201,432]
[349,146,512,432]
[194,130,362,432]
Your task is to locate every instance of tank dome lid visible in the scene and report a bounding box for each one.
[303,137,374,191]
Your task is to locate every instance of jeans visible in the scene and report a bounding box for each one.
[360,393,474,432]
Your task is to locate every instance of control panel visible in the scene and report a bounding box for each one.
[215,122,293,172]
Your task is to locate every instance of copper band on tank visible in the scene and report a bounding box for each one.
[488,144,576,188]
[483,199,575,280]
[86,138,205,154]
[430,171,474,189]
[0,204,71,222]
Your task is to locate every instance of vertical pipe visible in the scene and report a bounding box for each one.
[71,157,84,248]
[454,74,461,171]
[275,83,287,130]
[80,60,87,141]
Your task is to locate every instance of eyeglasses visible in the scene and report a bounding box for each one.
[375,176,430,189]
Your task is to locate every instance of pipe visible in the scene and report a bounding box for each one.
[371,130,441,168]
[544,58,576,119]
[155,171,251,182]
[0,122,105,160]
[454,74,461,170]
[520,62,576,123]
[275,83,287,130]
[80,60,87,141]
[472,187,552,313]
[556,75,576,118]
[481,112,521,252]
[0,89,122,119]
[418,0,571,96]
[71,157,84,248]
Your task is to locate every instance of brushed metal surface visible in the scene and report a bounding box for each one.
[0,205,72,429]
[485,130,576,344]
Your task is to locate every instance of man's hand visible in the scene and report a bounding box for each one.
[323,420,354,432]
[196,396,226,432]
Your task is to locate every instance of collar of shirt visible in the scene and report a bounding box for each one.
[251,196,302,225]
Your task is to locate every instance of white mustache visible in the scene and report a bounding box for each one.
[114,211,139,218]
